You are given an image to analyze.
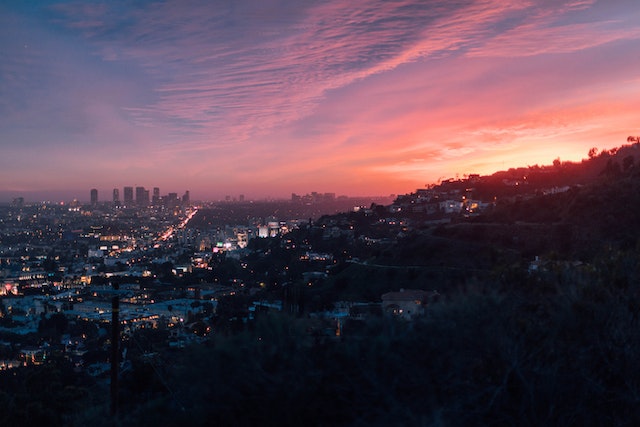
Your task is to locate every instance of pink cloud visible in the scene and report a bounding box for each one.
[469,21,640,58]
[3,0,640,200]
[47,0,543,151]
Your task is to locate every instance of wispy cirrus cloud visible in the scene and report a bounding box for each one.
[44,0,557,150]
[468,20,640,58]
[467,0,640,57]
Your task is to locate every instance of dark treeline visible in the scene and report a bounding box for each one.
[34,264,640,426]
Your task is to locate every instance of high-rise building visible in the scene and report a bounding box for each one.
[90,188,98,206]
[123,187,134,205]
[166,193,179,208]
[152,187,160,206]
[182,190,190,206]
[135,186,144,204]
[113,188,120,205]
[136,186,149,206]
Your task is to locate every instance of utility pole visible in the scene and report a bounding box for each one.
[110,282,120,417]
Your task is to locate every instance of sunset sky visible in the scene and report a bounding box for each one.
[1,0,639,202]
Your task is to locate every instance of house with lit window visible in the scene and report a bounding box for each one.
[381,289,437,320]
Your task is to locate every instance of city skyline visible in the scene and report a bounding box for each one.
[1,0,639,202]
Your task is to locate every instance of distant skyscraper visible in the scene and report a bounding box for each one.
[152,187,160,205]
[136,186,149,206]
[90,188,98,206]
[239,194,245,202]
[123,187,134,205]
[167,193,178,207]
[182,190,190,205]
[113,188,120,203]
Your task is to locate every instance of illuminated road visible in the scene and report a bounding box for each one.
[157,208,199,242]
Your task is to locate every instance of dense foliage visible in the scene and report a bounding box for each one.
[68,261,640,426]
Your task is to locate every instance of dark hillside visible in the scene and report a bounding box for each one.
[476,167,640,258]
[309,141,640,303]
[471,142,640,199]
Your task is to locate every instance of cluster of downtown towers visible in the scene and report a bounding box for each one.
[89,186,190,207]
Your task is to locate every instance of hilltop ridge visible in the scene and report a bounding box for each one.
[397,140,640,203]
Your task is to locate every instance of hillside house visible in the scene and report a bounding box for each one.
[381,289,437,320]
